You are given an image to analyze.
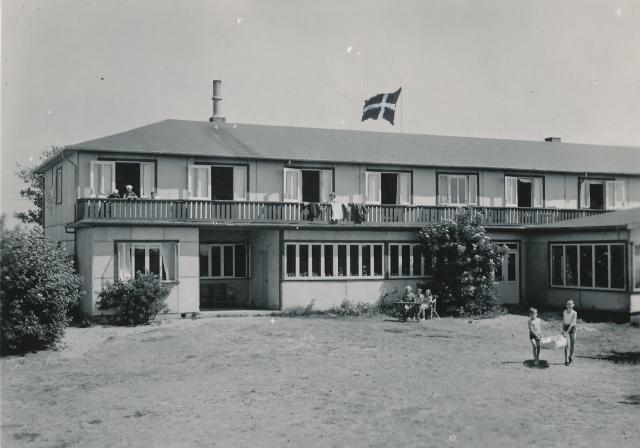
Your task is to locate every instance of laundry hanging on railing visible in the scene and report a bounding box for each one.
[305,202,322,221]
[350,203,368,224]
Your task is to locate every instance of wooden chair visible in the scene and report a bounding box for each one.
[429,297,440,319]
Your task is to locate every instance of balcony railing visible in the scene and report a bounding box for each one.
[75,198,607,227]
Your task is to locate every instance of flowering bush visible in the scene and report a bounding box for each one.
[418,208,505,317]
[329,299,371,316]
[1,224,82,355]
[97,272,172,325]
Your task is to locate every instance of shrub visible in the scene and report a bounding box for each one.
[1,225,82,355]
[329,299,371,316]
[97,272,172,325]
[418,208,505,317]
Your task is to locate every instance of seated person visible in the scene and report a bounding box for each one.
[107,189,120,199]
[401,285,418,321]
[122,184,138,199]
[416,288,428,320]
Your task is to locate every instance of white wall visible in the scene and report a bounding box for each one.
[76,226,199,316]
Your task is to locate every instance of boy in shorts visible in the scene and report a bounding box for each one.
[528,307,543,361]
[561,300,577,366]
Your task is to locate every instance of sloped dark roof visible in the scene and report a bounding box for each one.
[532,207,640,230]
[40,119,640,174]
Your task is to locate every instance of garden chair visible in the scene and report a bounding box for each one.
[429,297,440,319]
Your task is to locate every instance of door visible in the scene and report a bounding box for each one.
[496,242,520,305]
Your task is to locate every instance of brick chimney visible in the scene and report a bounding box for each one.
[545,137,561,142]
[209,80,225,123]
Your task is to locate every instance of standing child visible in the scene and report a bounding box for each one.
[528,307,543,361]
[561,300,577,366]
[416,288,427,320]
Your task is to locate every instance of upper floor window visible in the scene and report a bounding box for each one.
[505,176,543,208]
[116,241,177,281]
[438,173,477,206]
[55,166,63,204]
[284,168,332,203]
[188,165,247,201]
[579,179,625,210]
[366,171,411,205]
[90,161,155,198]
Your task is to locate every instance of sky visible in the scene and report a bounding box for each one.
[2,0,639,222]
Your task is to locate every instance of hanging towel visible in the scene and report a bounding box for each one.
[330,202,344,222]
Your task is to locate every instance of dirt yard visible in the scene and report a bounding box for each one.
[2,314,639,448]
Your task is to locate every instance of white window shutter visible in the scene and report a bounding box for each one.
[284,168,301,202]
[90,161,115,197]
[533,177,544,207]
[365,172,381,204]
[580,180,590,209]
[396,173,411,205]
[468,175,478,205]
[605,181,615,209]
[505,176,518,207]
[606,180,625,209]
[615,181,625,208]
[438,175,449,205]
[319,170,333,202]
[233,166,248,201]
[140,163,155,197]
[188,165,210,199]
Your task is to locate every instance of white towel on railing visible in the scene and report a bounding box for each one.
[330,202,344,221]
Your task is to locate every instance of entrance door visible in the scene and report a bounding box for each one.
[496,242,520,305]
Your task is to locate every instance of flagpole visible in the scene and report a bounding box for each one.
[400,90,404,134]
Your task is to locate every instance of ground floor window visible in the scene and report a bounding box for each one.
[634,244,640,291]
[550,243,625,290]
[388,244,433,278]
[285,243,384,278]
[199,244,249,278]
[117,242,177,281]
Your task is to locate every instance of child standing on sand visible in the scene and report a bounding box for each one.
[561,300,577,366]
[528,308,543,361]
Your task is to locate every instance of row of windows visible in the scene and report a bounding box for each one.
[284,243,433,279]
[112,240,639,292]
[88,162,628,209]
[550,243,626,290]
[199,244,249,278]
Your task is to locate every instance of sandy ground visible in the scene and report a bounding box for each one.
[1,314,639,448]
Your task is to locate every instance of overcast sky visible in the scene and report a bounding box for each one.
[2,0,639,221]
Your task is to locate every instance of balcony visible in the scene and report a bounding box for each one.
[74,198,607,228]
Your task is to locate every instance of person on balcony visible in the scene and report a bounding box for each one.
[107,189,120,199]
[123,185,138,199]
[329,192,344,223]
[150,191,158,200]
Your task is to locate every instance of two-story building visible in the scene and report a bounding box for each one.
[35,114,640,321]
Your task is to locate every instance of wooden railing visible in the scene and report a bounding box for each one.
[75,199,606,226]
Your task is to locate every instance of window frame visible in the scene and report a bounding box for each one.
[115,240,179,282]
[199,243,250,279]
[388,243,433,279]
[504,175,544,208]
[188,163,249,201]
[633,243,640,292]
[578,177,625,210]
[549,242,626,291]
[283,242,385,280]
[55,166,63,204]
[437,172,478,206]
[365,169,413,205]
